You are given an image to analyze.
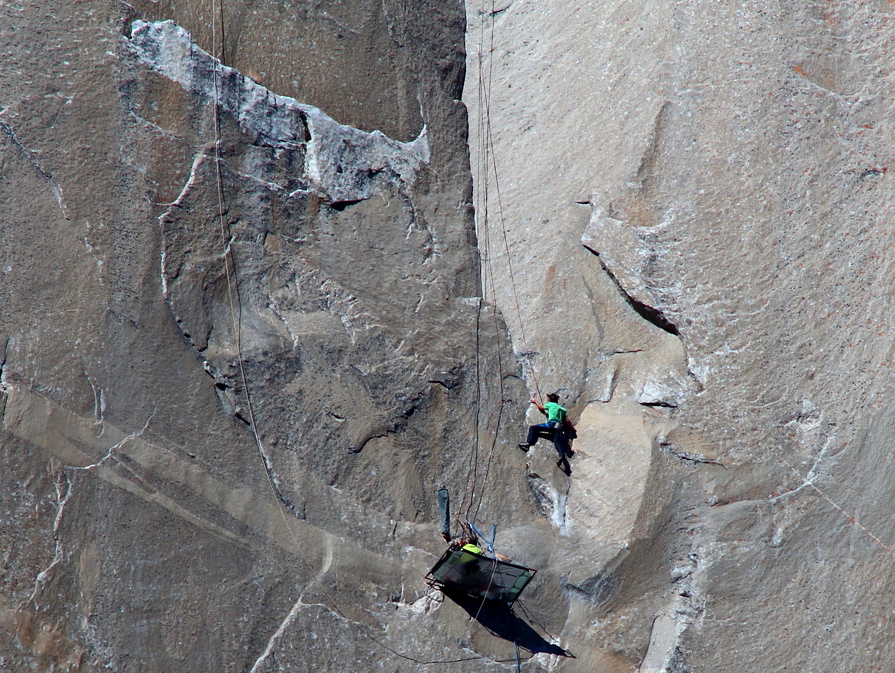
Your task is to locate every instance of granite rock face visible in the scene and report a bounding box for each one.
[3,1,895,672]
[0,3,540,672]
[466,0,895,671]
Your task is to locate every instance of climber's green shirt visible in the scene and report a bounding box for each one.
[544,401,566,424]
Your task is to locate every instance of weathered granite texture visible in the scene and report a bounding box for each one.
[0,2,561,672]
[467,0,895,671]
[5,1,895,672]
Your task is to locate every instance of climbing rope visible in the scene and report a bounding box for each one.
[774,452,895,556]
[465,0,555,526]
[209,0,322,581]
[206,2,511,666]
[461,298,484,520]
[460,0,502,523]
[473,0,543,404]
[462,0,505,524]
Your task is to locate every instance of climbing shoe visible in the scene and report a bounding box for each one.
[518,443,530,452]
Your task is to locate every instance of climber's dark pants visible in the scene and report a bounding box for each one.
[527,421,569,458]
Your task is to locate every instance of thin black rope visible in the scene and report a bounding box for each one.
[462,0,498,522]
[466,297,483,519]
[468,0,513,525]
[210,0,338,604]
[515,599,562,643]
[208,2,502,665]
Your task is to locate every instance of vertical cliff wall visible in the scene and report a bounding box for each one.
[467,0,895,671]
[4,1,895,672]
[0,2,547,672]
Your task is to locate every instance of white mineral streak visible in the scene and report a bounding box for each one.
[24,471,71,608]
[0,118,70,219]
[248,597,304,673]
[126,20,429,203]
[639,547,707,673]
[637,374,686,408]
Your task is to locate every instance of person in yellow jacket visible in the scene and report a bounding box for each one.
[452,537,484,577]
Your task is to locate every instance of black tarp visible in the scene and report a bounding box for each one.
[426,549,536,605]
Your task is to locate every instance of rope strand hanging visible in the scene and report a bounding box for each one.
[463,0,506,523]
[473,0,543,403]
[464,0,552,523]
[205,2,494,665]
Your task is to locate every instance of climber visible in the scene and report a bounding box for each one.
[518,392,572,474]
[427,530,537,604]
[445,536,484,577]
[449,532,483,554]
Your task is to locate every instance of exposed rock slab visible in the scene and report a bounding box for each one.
[0,3,548,671]
[466,0,895,670]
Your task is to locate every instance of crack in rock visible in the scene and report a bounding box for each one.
[0,117,69,219]
[582,205,679,337]
[582,204,708,404]
[0,335,10,393]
